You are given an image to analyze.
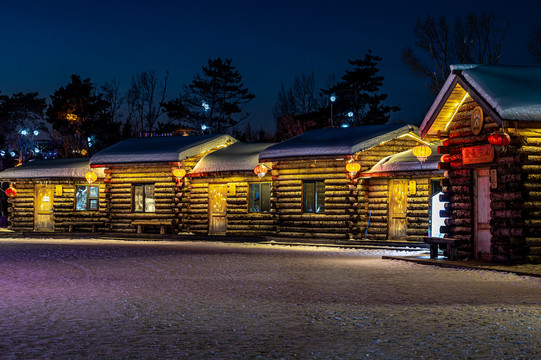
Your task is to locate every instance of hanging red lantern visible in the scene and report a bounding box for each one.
[5,187,17,198]
[346,161,361,178]
[488,131,511,147]
[254,164,268,179]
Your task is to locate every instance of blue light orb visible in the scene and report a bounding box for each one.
[330,96,336,102]
[10,151,16,157]
[20,129,28,136]
[34,148,40,153]
[0,150,5,157]
[347,112,354,117]
[341,124,350,128]
[202,102,210,111]
[201,124,208,131]
[33,130,39,136]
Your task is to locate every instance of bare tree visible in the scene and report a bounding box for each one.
[403,12,508,95]
[528,22,541,63]
[101,78,124,124]
[127,70,169,133]
[273,71,321,119]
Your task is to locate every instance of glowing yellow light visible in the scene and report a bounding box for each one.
[444,93,469,132]
[66,113,78,122]
[85,171,97,184]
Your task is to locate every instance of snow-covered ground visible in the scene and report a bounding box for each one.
[0,238,539,359]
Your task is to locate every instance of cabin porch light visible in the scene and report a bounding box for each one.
[85,171,98,184]
[488,130,511,151]
[172,168,186,184]
[412,144,432,169]
[346,161,361,179]
[254,164,268,179]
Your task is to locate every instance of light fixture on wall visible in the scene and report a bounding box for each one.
[346,161,361,180]
[254,164,268,179]
[412,144,432,169]
[85,171,97,184]
[172,168,186,184]
[488,130,511,152]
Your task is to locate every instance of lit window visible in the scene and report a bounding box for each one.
[303,181,325,213]
[133,184,155,213]
[249,183,271,212]
[75,185,99,211]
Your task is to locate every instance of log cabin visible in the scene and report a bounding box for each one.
[0,158,107,232]
[89,134,237,235]
[259,124,428,242]
[360,143,444,242]
[186,142,276,236]
[419,64,541,263]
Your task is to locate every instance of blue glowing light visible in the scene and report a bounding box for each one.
[33,130,39,136]
[347,111,354,117]
[0,150,5,157]
[20,129,28,136]
[341,124,350,128]
[10,151,16,157]
[201,124,208,131]
[330,96,336,102]
[202,102,210,111]
[34,148,40,153]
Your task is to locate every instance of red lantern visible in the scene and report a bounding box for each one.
[488,131,511,147]
[346,161,361,178]
[5,187,17,198]
[254,164,268,179]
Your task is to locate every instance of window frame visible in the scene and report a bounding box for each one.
[303,180,325,214]
[132,183,156,213]
[74,185,99,211]
[248,182,271,213]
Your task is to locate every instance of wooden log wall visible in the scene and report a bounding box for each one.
[355,137,422,241]
[186,174,276,236]
[511,128,541,264]
[438,97,534,263]
[7,181,35,231]
[105,165,177,233]
[271,159,354,241]
[7,180,107,232]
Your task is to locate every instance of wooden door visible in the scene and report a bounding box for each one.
[34,185,54,232]
[389,180,408,240]
[209,184,227,235]
[474,169,492,259]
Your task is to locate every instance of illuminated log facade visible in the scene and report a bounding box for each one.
[421,65,541,263]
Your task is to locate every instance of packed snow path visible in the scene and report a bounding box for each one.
[0,239,539,359]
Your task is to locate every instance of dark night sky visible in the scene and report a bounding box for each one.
[1,0,540,133]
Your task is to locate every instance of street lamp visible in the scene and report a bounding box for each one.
[330,95,336,127]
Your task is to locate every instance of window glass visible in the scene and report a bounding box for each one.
[145,184,155,212]
[249,183,260,212]
[89,186,99,198]
[89,199,98,210]
[260,183,271,212]
[75,186,87,211]
[304,182,315,213]
[316,181,325,213]
[134,185,144,212]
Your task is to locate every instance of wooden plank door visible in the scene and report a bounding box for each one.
[209,184,227,235]
[474,169,492,259]
[34,185,54,232]
[389,180,408,240]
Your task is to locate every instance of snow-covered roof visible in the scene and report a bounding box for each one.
[362,143,442,175]
[0,158,106,180]
[259,124,418,160]
[90,134,237,166]
[191,142,275,174]
[421,64,541,138]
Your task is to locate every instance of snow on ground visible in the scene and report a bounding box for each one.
[0,238,539,359]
